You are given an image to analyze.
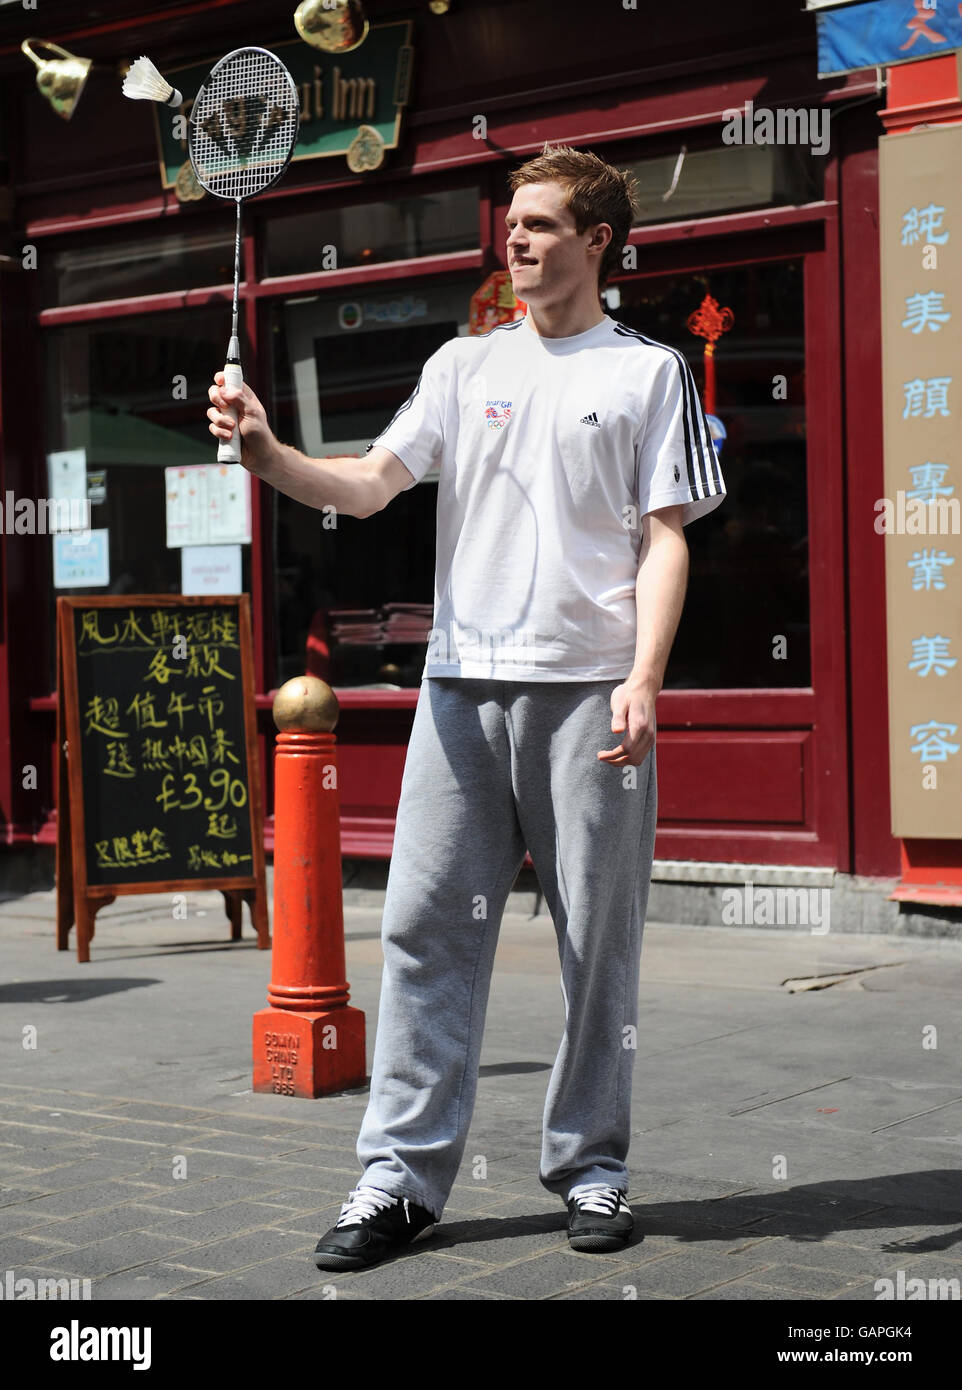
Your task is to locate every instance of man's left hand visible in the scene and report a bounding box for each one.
[598,677,656,767]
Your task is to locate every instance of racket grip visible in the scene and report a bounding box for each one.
[217,359,244,464]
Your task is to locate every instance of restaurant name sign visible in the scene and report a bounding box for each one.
[153,22,413,190]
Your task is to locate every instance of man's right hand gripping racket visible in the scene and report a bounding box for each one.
[188,48,299,462]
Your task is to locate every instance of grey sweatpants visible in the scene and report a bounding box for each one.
[355,675,657,1220]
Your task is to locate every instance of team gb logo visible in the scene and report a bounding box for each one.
[485,400,512,430]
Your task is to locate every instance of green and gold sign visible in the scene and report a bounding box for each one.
[153,22,412,189]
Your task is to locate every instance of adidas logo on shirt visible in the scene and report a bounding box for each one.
[580,411,601,428]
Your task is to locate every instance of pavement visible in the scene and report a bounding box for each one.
[1,880,961,1304]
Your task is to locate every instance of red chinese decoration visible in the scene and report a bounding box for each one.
[469,270,526,335]
[686,293,734,415]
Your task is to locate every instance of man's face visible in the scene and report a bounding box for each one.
[505,182,607,305]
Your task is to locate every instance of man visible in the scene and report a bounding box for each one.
[207,144,726,1273]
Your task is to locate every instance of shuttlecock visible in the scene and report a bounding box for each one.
[122,55,182,108]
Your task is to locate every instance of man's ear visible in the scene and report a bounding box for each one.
[588,222,613,254]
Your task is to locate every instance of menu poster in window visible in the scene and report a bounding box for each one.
[879,125,962,838]
[55,595,269,962]
[165,465,251,548]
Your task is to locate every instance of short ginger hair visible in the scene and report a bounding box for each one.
[507,143,638,290]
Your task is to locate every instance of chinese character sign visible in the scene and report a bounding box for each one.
[67,599,258,885]
[818,0,962,77]
[880,125,962,837]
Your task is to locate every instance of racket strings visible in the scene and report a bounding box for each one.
[189,50,298,202]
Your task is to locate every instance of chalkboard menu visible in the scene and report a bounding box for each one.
[56,595,269,962]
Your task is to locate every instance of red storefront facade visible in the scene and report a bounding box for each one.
[1,0,952,902]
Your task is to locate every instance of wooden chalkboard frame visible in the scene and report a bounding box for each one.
[56,594,270,962]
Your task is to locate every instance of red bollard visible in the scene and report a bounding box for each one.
[253,676,366,1097]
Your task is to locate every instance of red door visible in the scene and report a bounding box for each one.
[614,220,848,868]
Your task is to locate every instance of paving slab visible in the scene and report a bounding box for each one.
[689,1280,791,1300]
[446,1249,632,1299]
[299,1251,497,1301]
[131,1200,317,1244]
[614,1247,781,1297]
[4,1179,171,1218]
[21,1231,192,1278]
[161,1254,332,1300]
[84,1264,215,1300]
[112,1177,297,1213]
[753,1263,869,1296]
[139,1227,314,1274]
[0,1233,82,1267]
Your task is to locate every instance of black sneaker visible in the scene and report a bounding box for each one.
[566,1183,634,1252]
[313,1187,436,1271]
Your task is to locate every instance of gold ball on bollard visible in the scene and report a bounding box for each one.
[273,675,339,732]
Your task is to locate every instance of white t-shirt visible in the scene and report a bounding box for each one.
[371,311,726,681]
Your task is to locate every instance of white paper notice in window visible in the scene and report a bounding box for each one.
[165,464,251,548]
[45,449,88,533]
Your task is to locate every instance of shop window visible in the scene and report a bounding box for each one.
[627,143,823,226]
[42,307,246,689]
[615,259,810,688]
[271,263,808,693]
[41,229,237,308]
[270,277,477,687]
[263,187,480,277]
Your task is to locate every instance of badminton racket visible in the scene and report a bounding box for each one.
[188,47,299,463]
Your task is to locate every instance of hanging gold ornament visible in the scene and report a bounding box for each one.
[175,160,206,203]
[21,39,92,121]
[294,0,369,53]
[346,124,385,173]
